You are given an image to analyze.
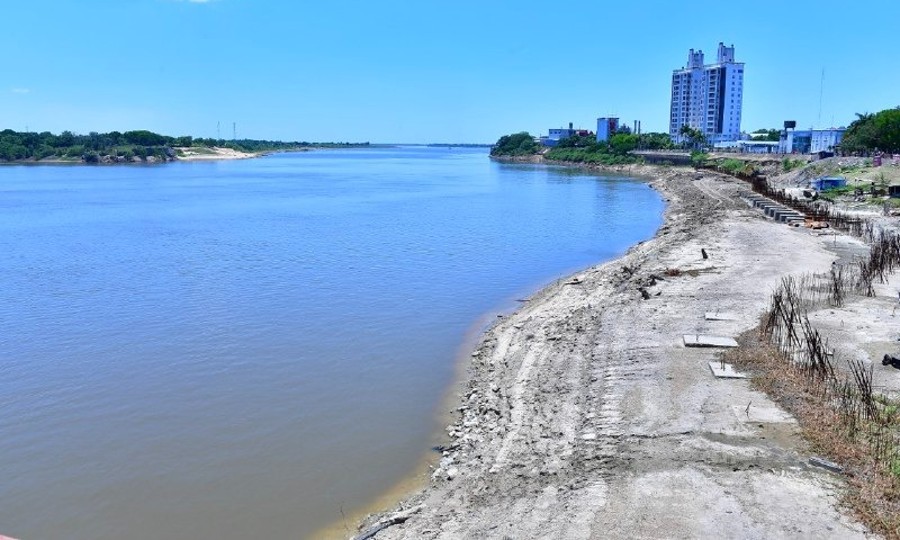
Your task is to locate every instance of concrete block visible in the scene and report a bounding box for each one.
[683,334,739,348]
[708,361,747,379]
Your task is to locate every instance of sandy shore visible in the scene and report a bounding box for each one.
[175,147,264,161]
[350,165,876,538]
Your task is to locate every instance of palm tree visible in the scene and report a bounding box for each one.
[679,125,706,150]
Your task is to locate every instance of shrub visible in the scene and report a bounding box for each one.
[782,158,804,172]
[690,151,709,168]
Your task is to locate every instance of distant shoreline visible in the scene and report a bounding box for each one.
[0,146,268,166]
[0,128,379,166]
[0,145,382,166]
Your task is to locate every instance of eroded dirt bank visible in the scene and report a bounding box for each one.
[354,167,873,539]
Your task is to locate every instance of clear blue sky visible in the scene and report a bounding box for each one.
[3,0,898,143]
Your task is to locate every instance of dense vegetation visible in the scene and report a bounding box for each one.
[490,130,677,165]
[544,133,642,165]
[781,157,805,172]
[0,129,369,163]
[636,132,676,150]
[489,132,539,157]
[840,108,900,153]
[689,152,761,177]
[678,125,707,149]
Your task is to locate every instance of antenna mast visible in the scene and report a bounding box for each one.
[817,68,825,128]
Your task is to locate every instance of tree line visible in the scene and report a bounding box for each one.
[0,128,370,162]
[490,130,678,164]
[840,108,900,154]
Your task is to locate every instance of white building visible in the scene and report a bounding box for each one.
[539,122,577,147]
[780,128,846,154]
[669,43,744,144]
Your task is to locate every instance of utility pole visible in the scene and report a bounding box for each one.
[233,122,237,141]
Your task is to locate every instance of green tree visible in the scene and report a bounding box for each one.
[679,125,707,150]
[609,134,638,154]
[490,132,538,156]
[751,128,781,141]
[841,108,900,153]
[638,132,674,150]
[123,130,167,146]
[57,130,75,147]
[556,134,597,149]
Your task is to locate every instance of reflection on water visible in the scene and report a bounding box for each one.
[0,147,663,539]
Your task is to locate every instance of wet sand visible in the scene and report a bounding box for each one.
[351,165,874,539]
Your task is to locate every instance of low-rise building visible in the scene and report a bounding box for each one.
[780,128,846,154]
[540,123,593,146]
[739,140,780,154]
[540,123,576,147]
[713,140,779,153]
[810,176,847,191]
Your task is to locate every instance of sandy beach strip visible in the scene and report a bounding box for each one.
[175,147,263,161]
[348,165,874,539]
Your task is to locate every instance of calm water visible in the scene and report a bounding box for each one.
[0,147,663,539]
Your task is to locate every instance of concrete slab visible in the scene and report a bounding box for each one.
[731,404,796,424]
[708,361,748,379]
[683,334,739,348]
[705,312,738,321]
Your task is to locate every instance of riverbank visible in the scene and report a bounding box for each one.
[351,165,876,538]
[174,146,268,161]
[0,147,257,165]
[490,153,676,178]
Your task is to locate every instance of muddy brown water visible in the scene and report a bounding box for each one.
[0,147,663,539]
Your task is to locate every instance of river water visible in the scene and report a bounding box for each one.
[0,147,663,539]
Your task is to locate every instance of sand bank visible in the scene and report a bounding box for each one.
[351,166,874,539]
[175,147,263,161]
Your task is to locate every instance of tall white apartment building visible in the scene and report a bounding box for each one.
[669,43,744,144]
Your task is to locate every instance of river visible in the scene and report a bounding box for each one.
[0,147,663,539]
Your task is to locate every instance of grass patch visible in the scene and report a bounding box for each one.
[822,185,856,197]
[186,146,217,155]
[782,158,805,172]
[713,158,758,177]
[724,336,900,538]
[722,260,900,537]
[544,147,641,166]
